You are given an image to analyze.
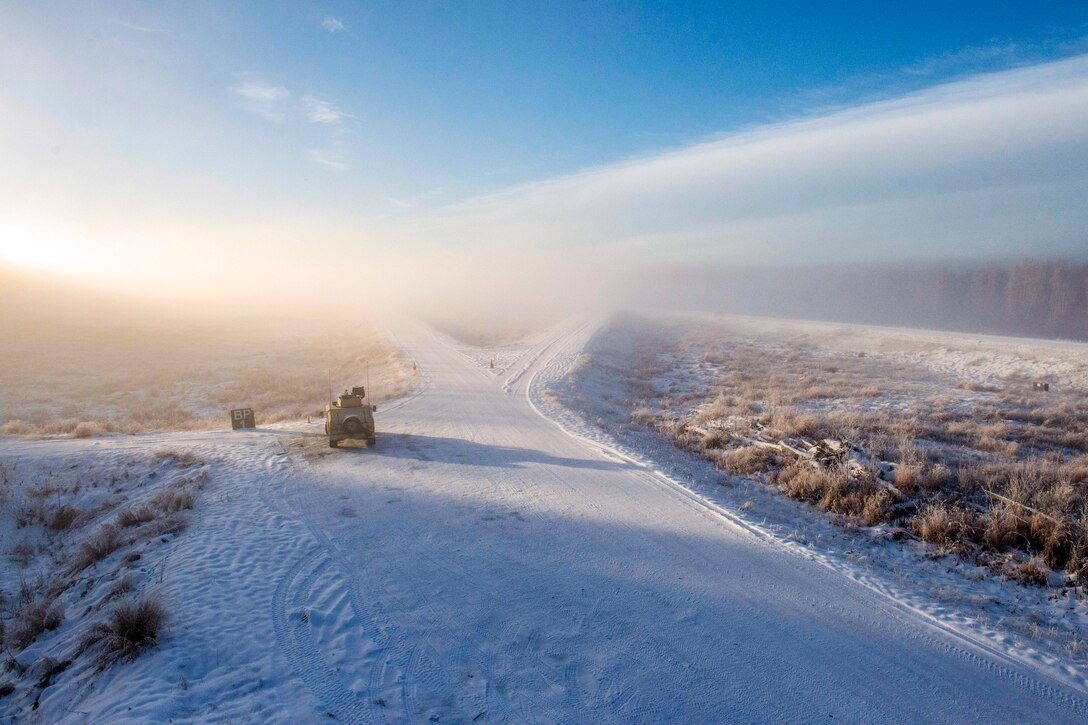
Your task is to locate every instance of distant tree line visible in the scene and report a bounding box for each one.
[648,259,1088,341]
[863,261,1088,340]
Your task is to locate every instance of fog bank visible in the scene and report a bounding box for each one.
[4,56,1088,340]
[633,259,1088,341]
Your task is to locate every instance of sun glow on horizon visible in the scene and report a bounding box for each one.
[0,223,91,274]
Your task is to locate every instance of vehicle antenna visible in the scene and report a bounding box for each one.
[366,360,371,403]
[328,369,333,406]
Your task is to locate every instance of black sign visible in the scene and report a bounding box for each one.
[230,408,256,430]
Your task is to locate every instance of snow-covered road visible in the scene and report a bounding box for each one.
[10,318,1087,722]
[268,319,1088,722]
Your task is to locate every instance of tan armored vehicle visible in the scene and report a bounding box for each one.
[325,386,377,448]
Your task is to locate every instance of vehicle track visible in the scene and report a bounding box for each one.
[267,317,1088,722]
[271,549,374,724]
[264,446,410,723]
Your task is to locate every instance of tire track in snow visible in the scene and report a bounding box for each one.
[394,321,728,719]
[271,549,372,724]
[272,444,426,723]
[280,415,581,718]
[263,449,403,723]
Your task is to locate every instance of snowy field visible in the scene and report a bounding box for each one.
[2,315,1088,722]
[0,440,213,717]
[541,312,1088,685]
[0,324,410,437]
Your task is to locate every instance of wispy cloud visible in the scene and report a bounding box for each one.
[899,41,1025,78]
[233,81,289,104]
[230,79,353,168]
[301,94,353,170]
[303,96,353,169]
[303,96,352,124]
[309,148,349,171]
[120,20,168,34]
[232,80,290,121]
[787,37,1088,119]
[322,16,344,33]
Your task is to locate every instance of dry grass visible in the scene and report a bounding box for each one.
[604,313,1088,588]
[719,445,780,475]
[7,597,64,651]
[0,420,34,436]
[146,512,190,537]
[88,595,168,665]
[767,410,820,438]
[111,481,198,533]
[47,504,78,532]
[912,503,980,550]
[72,421,105,438]
[32,656,71,690]
[862,489,896,526]
[774,462,896,522]
[149,487,197,514]
[115,506,156,529]
[152,449,203,467]
[72,526,123,572]
[0,453,208,711]
[893,464,922,493]
[0,322,409,435]
[1009,557,1050,587]
[9,541,38,567]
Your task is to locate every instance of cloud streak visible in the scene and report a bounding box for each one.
[232,80,290,121]
[231,81,353,169]
[309,148,348,171]
[303,96,351,124]
[393,53,1088,269]
[120,20,167,34]
[340,53,1088,319]
[304,96,352,170]
[322,16,344,33]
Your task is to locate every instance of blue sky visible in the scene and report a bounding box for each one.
[7,2,1088,203]
[2,2,1088,309]
[308,1,1088,188]
[257,4,1081,192]
[240,1,1088,193]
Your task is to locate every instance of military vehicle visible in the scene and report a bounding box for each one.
[325,386,377,448]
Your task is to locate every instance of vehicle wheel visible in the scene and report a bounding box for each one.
[343,418,362,435]
[329,439,338,448]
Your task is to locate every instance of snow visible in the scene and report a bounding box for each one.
[2,315,1087,722]
[532,314,1088,691]
[680,312,1088,391]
